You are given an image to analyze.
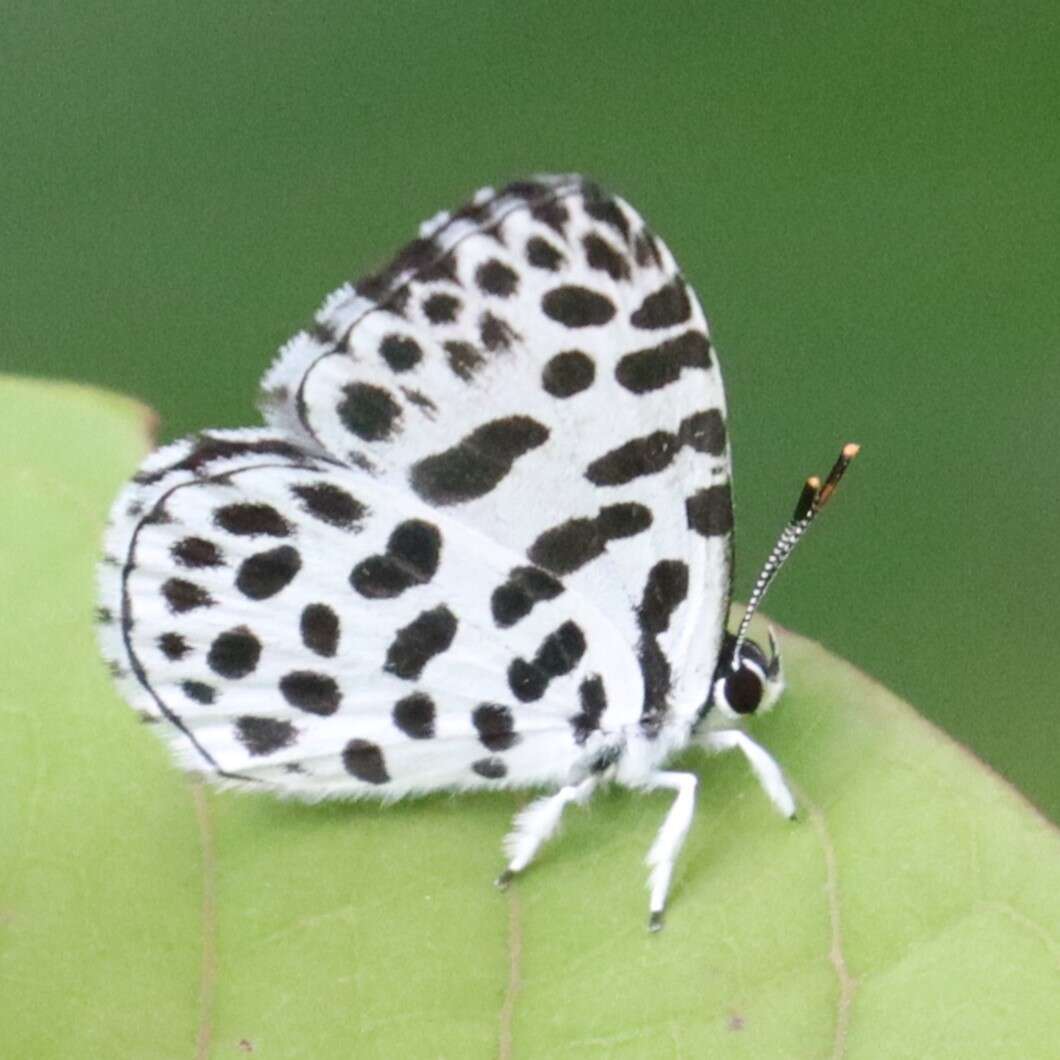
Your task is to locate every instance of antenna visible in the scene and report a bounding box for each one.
[731,443,860,658]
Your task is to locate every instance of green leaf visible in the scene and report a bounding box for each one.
[3,374,1058,1059]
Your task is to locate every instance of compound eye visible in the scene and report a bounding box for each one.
[725,666,763,715]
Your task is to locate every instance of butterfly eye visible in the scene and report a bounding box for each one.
[724,666,763,715]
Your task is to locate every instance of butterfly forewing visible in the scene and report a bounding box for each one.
[263,176,733,726]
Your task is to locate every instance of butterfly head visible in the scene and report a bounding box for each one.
[710,628,784,720]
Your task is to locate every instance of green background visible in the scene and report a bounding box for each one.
[2,2,1057,815]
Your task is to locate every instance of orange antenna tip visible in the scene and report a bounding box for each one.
[842,442,861,459]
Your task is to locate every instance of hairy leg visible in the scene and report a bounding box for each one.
[496,774,600,887]
[640,770,698,931]
[702,729,796,819]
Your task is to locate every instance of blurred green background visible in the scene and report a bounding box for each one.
[2,2,1056,816]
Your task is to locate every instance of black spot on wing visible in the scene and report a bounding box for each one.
[527,503,652,576]
[542,286,616,328]
[214,503,292,538]
[279,671,342,715]
[423,292,460,323]
[347,452,378,475]
[583,233,631,282]
[343,739,390,784]
[385,285,413,317]
[235,545,301,600]
[290,482,367,531]
[207,626,262,679]
[384,605,458,680]
[472,703,519,751]
[630,278,692,329]
[508,621,587,702]
[680,409,727,456]
[639,560,689,635]
[448,193,486,225]
[402,387,437,414]
[171,537,224,569]
[472,756,507,780]
[479,311,519,352]
[350,520,442,599]
[571,674,607,744]
[503,178,550,200]
[337,382,402,442]
[355,235,439,302]
[182,680,215,704]
[301,603,339,657]
[530,198,569,235]
[379,334,422,372]
[537,621,587,675]
[633,229,663,269]
[585,409,726,487]
[584,190,631,241]
[637,560,689,718]
[158,632,190,660]
[491,566,564,628]
[410,417,549,506]
[615,331,712,394]
[236,716,297,756]
[418,251,460,286]
[541,351,595,398]
[444,340,486,381]
[586,430,676,487]
[162,578,214,614]
[526,237,564,271]
[476,259,519,297]
[393,692,435,739]
[686,484,734,537]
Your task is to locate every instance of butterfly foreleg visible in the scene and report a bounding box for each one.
[702,730,797,819]
[496,774,600,889]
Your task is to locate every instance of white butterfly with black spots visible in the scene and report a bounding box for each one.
[97,175,857,929]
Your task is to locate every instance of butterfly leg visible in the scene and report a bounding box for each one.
[703,730,796,819]
[642,770,698,932]
[496,775,599,888]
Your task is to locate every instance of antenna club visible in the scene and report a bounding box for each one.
[842,442,861,459]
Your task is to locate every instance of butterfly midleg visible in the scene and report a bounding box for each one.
[496,775,600,888]
[640,770,698,931]
[701,730,797,819]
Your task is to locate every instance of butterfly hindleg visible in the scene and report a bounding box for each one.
[642,770,699,931]
[496,774,600,888]
[702,730,797,819]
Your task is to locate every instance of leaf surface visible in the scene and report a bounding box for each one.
[1,375,1057,1059]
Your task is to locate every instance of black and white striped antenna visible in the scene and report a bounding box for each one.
[731,443,860,659]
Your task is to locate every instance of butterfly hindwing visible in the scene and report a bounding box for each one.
[99,430,644,795]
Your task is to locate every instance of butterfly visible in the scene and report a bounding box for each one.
[97,175,857,930]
